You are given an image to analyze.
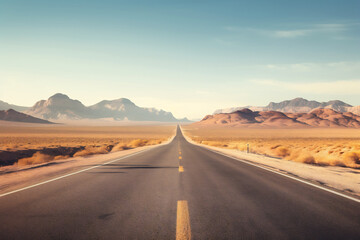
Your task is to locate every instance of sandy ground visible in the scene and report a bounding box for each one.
[0,124,176,165]
[0,136,175,195]
[182,130,360,198]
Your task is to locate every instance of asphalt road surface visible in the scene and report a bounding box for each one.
[0,126,359,239]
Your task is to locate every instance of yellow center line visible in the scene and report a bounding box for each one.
[176,200,191,240]
[179,156,182,160]
[179,166,184,172]
[179,151,182,155]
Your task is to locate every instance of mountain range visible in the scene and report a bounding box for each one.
[0,109,53,124]
[0,93,188,122]
[198,108,360,128]
[0,100,29,112]
[1,96,359,124]
[25,93,188,122]
[214,98,358,115]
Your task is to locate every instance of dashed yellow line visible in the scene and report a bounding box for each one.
[179,151,182,155]
[176,200,191,240]
[179,156,182,160]
[179,166,184,172]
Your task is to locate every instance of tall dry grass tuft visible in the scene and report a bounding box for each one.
[343,151,360,168]
[111,142,129,152]
[111,139,163,152]
[274,146,291,158]
[287,150,315,164]
[17,152,54,166]
[73,145,110,157]
[127,139,149,148]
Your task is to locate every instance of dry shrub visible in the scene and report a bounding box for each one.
[111,143,129,152]
[17,152,54,166]
[146,139,163,146]
[277,149,315,164]
[343,151,360,168]
[329,159,346,167]
[127,139,148,148]
[73,145,110,157]
[296,154,315,164]
[274,146,291,157]
[111,139,163,152]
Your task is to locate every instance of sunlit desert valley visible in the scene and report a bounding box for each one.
[1,1,360,238]
[1,95,360,170]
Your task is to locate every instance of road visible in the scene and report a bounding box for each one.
[0,126,359,239]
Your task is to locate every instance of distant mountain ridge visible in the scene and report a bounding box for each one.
[0,100,29,112]
[214,98,356,114]
[89,98,180,122]
[0,109,53,124]
[265,98,351,113]
[198,108,360,128]
[27,93,92,120]
[25,93,188,122]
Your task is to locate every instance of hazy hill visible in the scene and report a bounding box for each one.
[25,93,188,122]
[265,98,351,113]
[26,93,92,120]
[214,98,355,114]
[198,108,360,128]
[89,98,180,122]
[0,100,29,112]
[0,109,53,124]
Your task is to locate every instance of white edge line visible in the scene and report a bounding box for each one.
[0,137,175,198]
[179,126,360,203]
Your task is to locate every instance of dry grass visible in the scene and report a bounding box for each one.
[17,152,54,166]
[0,125,175,150]
[0,125,175,166]
[182,126,360,169]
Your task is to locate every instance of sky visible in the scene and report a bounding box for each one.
[1,0,360,119]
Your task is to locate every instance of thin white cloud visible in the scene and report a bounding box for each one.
[252,79,360,94]
[272,29,311,38]
[225,22,355,39]
[263,61,360,72]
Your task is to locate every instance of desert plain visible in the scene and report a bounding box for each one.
[182,125,360,169]
[0,123,175,167]
[1,122,360,197]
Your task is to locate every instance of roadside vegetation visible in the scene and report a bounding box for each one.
[182,126,360,169]
[0,125,175,166]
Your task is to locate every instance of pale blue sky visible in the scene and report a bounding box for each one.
[1,0,360,119]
